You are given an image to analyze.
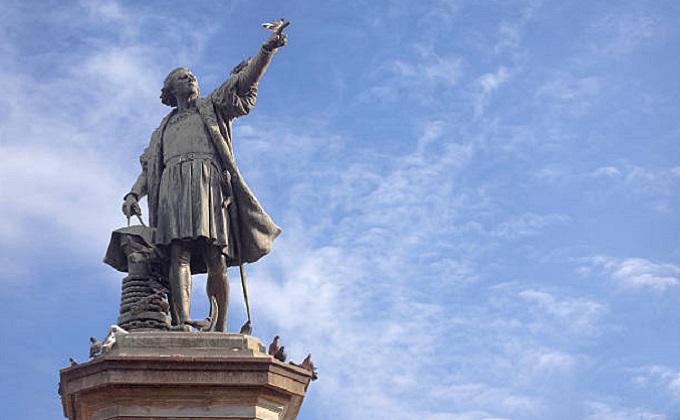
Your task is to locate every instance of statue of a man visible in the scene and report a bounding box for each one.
[121,28,287,332]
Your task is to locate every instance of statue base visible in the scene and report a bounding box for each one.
[59,333,313,420]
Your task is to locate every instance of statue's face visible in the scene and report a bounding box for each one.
[170,69,199,100]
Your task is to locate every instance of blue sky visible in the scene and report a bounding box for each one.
[0,0,679,419]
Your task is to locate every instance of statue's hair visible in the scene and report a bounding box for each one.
[160,67,199,107]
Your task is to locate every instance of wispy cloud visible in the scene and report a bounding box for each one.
[235,108,598,417]
[474,66,511,117]
[492,212,569,239]
[0,1,217,263]
[519,288,606,335]
[591,13,659,56]
[633,365,680,401]
[536,73,600,116]
[360,43,464,105]
[583,401,667,420]
[479,67,510,96]
[580,256,680,291]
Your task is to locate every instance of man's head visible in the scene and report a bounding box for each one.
[160,67,200,107]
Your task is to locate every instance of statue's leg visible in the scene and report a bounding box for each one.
[169,241,192,327]
[206,245,229,332]
[167,291,180,326]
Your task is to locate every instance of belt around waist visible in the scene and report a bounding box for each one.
[164,153,218,166]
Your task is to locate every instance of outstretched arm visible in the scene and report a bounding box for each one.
[236,26,289,93]
[209,23,289,119]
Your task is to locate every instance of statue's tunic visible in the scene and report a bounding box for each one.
[128,47,282,273]
[155,109,230,250]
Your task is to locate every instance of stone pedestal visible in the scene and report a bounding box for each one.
[59,333,313,420]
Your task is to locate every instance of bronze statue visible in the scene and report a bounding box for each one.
[121,24,288,332]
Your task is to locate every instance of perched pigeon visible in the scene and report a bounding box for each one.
[300,353,314,370]
[274,346,287,363]
[239,320,252,335]
[110,325,129,335]
[89,337,102,358]
[300,353,318,380]
[268,335,280,356]
[101,325,128,352]
[69,357,78,366]
[261,18,285,31]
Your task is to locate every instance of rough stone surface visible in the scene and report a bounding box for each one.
[59,333,312,420]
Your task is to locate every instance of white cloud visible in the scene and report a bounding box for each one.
[519,289,606,335]
[495,22,522,55]
[0,7,170,280]
[594,166,622,178]
[633,365,680,401]
[479,67,510,96]
[591,14,658,56]
[431,383,542,417]
[583,256,680,291]
[230,116,483,417]
[493,0,542,56]
[492,212,569,239]
[0,144,125,255]
[233,111,602,418]
[474,67,511,117]
[536,73,600,115]
[538,163,679,213]
[81,0,126,23]
[583,401,667,420]
[360,42,463,105]
[530,350,577,374]
[81,45,162,103]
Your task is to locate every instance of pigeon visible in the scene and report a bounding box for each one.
[290,353,318,380]
[101,325,128,353]
[110,325,129,334]
[89,336,102,358]
[69,357,78,366]
[268,335,280,356]
[300,353,318,380]
[274,346,287,363]
[261,18,285,31]
[300,353,314,370]
[239,320,252,335]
